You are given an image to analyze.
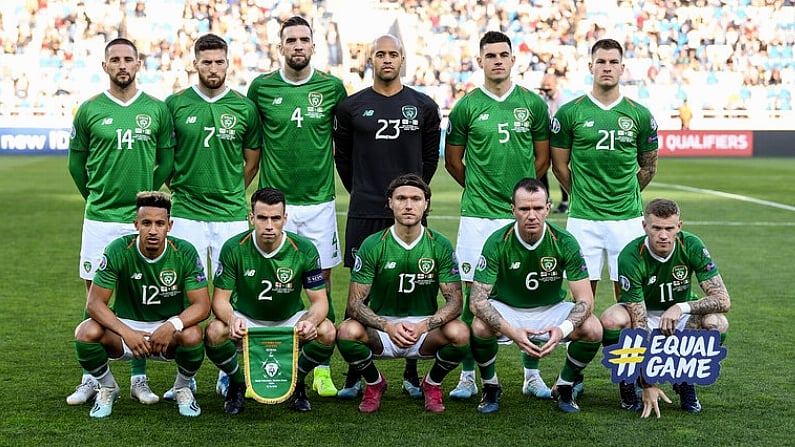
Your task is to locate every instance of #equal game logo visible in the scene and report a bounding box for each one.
[602,328,727,386]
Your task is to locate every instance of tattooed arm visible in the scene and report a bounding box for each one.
[693,274,731,314]
[661,274,730,335]
[347,282,388,331]
[421,281,463,333]
[625,301,650,332]
[468,281,507,335]
[636,149,658,190]
[565,277,594,328]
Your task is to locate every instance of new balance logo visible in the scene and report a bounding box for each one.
[102,118,113,125]
[583,121,594,127]
[185,116,197,124]
[509,262,521,270]
[647,275,657,285]
[244,269,256,277]
[131,273,142,280]
[363,110,374,117]
[479,113,489,120]
[385,262,396,269]
[273,98,283,105]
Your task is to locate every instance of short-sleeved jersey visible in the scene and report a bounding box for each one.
[351,227,460,317]
[247,68,347,205]
[333,86,441,219]
[92,234,207,321]
[213,230,325,321]
[446,84,550,219]
[69,91,174,222]
[618,231,720,311]
[550,94,659,220]
[474,222,589,308]
[166,86,262,222]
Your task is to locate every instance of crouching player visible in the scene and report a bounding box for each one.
[600,198,730,417]
[336,174,470,413]
[73,191,210,418]
[204,187,337,415]
[469,178,603,414]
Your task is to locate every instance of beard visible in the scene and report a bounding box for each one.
[286,54,311,71]
[112,71,136,89]
[200,72,226,90]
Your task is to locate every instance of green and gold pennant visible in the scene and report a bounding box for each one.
[242,326,298,404]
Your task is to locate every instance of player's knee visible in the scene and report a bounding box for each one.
[336,319,365,341]
[702,313,729,333]
[74,319,104,342]
[577,315,603,343]
[178,325,203,347]
[204,318,228,346]
[316,319,337,344]
[470,317,493,338]
[599,304,629,330]
[443,319,470,345]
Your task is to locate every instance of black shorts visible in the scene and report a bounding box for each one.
[344,217,394,268]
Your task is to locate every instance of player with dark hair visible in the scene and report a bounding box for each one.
[551,38,659,300]
[73,191,210,418]
[165,32,262,400]
[469,178,602,414]
[336,174,469,413]
[333,34,441,400]
[204,187,337,415]
[67,37,174,406]
[600,198,730,417]
[247,16,347,397]
[445,30,551,401]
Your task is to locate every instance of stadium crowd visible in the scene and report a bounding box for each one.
[2,0,795,121]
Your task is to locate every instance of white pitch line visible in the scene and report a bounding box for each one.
[652,182,795,213]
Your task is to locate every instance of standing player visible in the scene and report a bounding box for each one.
[550,38,659,299]
[203,187,337,415]
[165,33,261,399]
[67,37,174,407]
[444,30,550,400]
[247,16,347,396]
[333,34,441,399]
[336,174,469,413]
[468,178,602,414]
[73,191,210,418]
[599,198,730,417]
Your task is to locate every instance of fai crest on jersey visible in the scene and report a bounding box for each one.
[513,108,529,123]
[672,265,689,281]
[617,116,634,131]
[461,262,471,274]
[220,114,237,129]
[540,256,557,272]
[418,258,435,274]
[307,92,324,107]
[276,267,294,283]
[135,114,152,129]
[159,270,177,287]
[402,105,418,121]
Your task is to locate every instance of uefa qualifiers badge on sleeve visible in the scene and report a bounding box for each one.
[601,328,727,386]
[243,326,299,404]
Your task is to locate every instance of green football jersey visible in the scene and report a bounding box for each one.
[618,231,720,311]
[351,227,460,317]
[473,222,589,308]
[92,234,207,322]
[166,86,262,221]
[213,230,325,321]
[247,69,347,205]
[550,95,659,220]
[69,91,174,222]
[446,85,550,218]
